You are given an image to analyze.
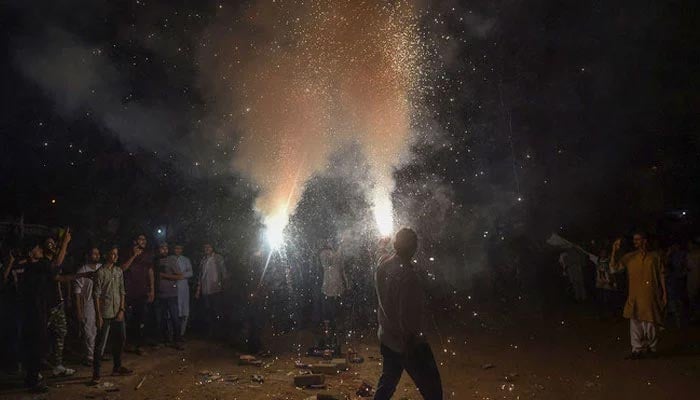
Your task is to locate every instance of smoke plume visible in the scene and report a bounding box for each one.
[198,0,427,232]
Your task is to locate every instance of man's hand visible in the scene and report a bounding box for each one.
[96,316,103,330]
[612,238,622,253]
[63,227,72,244]
[116,310,124,322]
[133,246,143,257]
[194,287,201,300]
[147,290,155,303]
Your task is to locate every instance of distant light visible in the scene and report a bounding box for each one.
[429,257,435,262]
[517,196,523,202]
[157,229,162,234]
[50,199,56,204]
[682,211,687,216]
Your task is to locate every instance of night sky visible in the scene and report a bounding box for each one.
[2,1,698,262]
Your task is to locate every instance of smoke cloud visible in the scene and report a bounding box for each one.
[13,26,186,155]
[198,1,428,231]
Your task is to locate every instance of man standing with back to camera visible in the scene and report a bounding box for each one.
[373,228,442,400]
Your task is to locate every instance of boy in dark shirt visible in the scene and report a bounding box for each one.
[15,240,58,393]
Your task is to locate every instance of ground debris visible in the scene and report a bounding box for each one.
[239,354,263,366]
[356,380,374,397]
[504,372,519,382]
[196,370,222,385]
[294,373,325,387]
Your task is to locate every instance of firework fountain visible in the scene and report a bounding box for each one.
[199,0,428,247]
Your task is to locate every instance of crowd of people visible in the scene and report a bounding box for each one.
[0,224,388,394]
[0,230,229,393]
[558,232,700,358]
[4,222,698,397]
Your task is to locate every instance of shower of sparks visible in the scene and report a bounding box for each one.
[202,0,430,233]
[373,193,395,237]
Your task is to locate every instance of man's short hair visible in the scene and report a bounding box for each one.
[633,231,648,240]
[394,228,418,258]
[23,238,44,253]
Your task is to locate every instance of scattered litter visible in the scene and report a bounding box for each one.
[310,363,341,375]
[347,348,364,364]
[481,363,495,370]
[251,374,265,383]
[309,383,327,389]
[256,350,272,358]
[349,355,364,363]
[504,372,519,382]
[135,375,147,390]
[356,381,374,397]
[239,354,263,366]
[294,373,325,387]
[196,371,222,385]
[93,381,115,390]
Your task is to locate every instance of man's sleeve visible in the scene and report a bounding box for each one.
[73,267,84,294]
[93,270,103,298]
[183,259,193,278]
[74,277,84,294]
[119,271,126,296]
[216,255,228,281]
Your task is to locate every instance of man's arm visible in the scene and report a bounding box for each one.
[609,239,626,273]
[74,273,85,321]
[181,259,193,279]
[93,271,103,329]
[195,260,205,299]
[147,266,155,303]
[658,255,668,306]
[121,249,141,272]
[2,253,15,283]
[75,292,84,322]
[216,254,228,284]
[53,229,72,268]
[117,274,125,321]
[160,272,184,280]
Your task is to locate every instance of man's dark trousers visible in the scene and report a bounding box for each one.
[374,342,442,400]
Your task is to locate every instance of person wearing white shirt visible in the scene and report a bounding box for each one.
[195,243,227,337]
[173,244,193,336]
[74,248,102,365]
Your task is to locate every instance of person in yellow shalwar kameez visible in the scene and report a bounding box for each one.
[610,232,667,359]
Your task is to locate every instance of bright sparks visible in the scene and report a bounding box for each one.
[373,195,395,237]
[264,211,288,249]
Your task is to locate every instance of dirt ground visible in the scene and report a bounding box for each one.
[1,304,699,400]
